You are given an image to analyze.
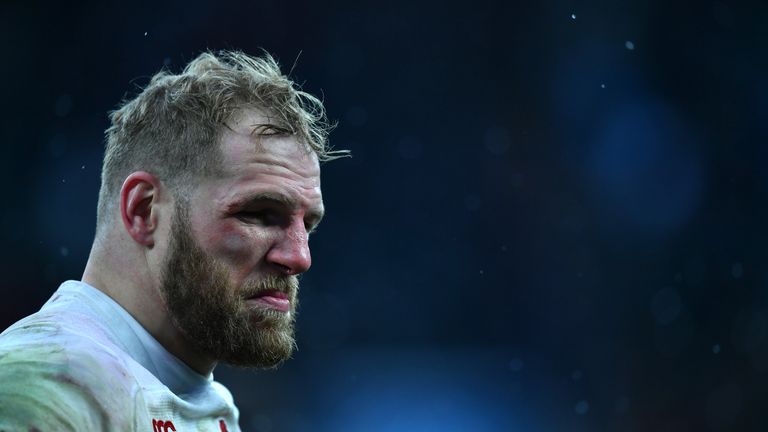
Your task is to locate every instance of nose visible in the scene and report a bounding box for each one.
[266,219,312,275]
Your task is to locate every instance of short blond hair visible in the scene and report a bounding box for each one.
[96,50,344,232]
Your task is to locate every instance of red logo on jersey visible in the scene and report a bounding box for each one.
[152,419,176,432]
[219,419,229,431]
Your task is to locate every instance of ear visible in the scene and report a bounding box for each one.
[120,171,163,247]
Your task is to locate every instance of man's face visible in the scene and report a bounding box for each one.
[159,109,323,369]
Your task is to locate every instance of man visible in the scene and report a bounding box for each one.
[0,50,345,431]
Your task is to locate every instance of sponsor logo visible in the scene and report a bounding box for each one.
[152,419,176,432]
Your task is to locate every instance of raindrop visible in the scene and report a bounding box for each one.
[81,165,85,170]
[601,83,606,89]
[571,13,577,20]
[574,400,590,415]
[625,40,635,50]
[144,31,148,36]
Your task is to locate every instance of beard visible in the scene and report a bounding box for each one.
[159,203,299,369]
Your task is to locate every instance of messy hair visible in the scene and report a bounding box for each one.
[96,50,345,233]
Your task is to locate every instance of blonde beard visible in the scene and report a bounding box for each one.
[159,204,299,369]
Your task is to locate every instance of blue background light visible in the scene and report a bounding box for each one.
[2,0,767,429]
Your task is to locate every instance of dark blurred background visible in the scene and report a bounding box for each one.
[2,0,767,430]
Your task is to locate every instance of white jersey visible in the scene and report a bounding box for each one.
[0,281,240,431]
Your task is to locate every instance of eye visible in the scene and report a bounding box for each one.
[237,210,283,226]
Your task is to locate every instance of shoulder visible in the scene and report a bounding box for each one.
[0,311,146,431]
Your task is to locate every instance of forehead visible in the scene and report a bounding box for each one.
[203,108,322,205]
[223,108,318,169]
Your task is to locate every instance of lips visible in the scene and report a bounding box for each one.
[247,289,291,312]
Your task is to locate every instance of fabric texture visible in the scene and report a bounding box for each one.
[0,280,240,431]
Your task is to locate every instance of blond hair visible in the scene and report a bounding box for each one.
[96,50,345,232]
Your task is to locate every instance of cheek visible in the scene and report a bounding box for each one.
[207,221,272,263]
[220,230,249,254]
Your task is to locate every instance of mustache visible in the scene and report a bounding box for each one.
[241,274,299,298]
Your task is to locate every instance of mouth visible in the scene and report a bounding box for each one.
[246,289,291,312]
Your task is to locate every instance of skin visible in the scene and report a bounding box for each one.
[82,108,323,375]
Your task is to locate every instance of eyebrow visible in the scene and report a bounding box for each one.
[239,192,324,227]
[248,122,294,136]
